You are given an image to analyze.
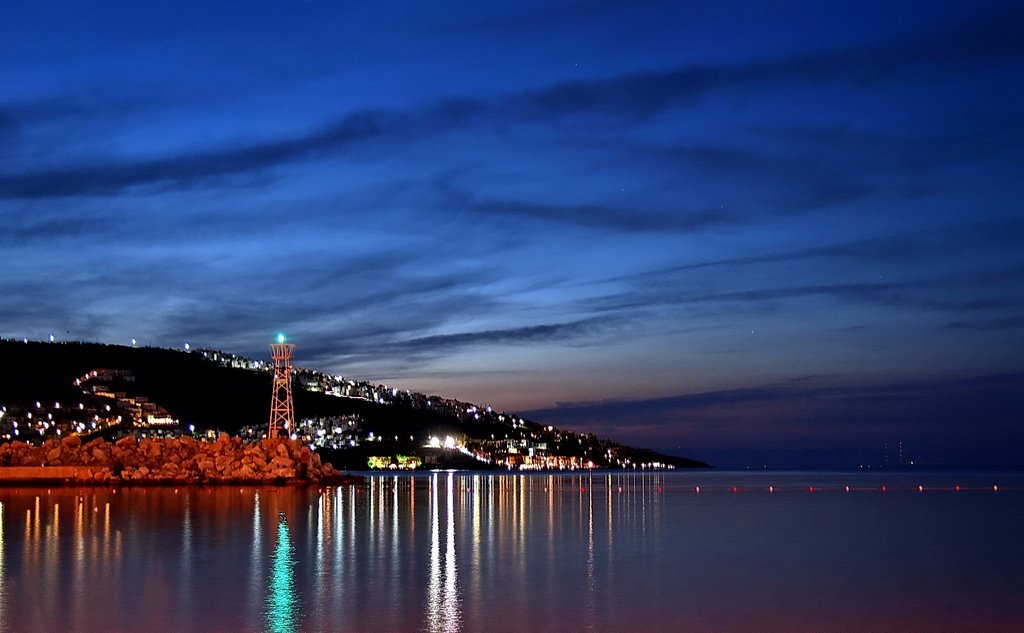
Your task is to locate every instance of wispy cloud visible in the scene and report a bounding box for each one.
[539,372,1024,419]
[0,110,391,198]
[945,315,1024,331]
[434,176,740,233]
[523,372,1024,466]
[383,316,615,353]
[3,3,1019,200]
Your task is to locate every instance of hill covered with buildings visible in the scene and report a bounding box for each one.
[0,339,708,470]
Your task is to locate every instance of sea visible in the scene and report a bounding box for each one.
[0,470,1021,633]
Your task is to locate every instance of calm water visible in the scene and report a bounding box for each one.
[1,471,1022,632]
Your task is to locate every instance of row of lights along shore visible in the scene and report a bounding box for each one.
[586,484,1005,493]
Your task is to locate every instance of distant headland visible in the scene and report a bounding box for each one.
[0,338,709,474]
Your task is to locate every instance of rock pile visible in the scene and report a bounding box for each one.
[0,433,358,485]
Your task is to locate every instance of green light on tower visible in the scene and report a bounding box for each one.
[277,333,286,344]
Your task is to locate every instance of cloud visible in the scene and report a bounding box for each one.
[573,218,1024,323]
[576,279,913,315]
[577,269,1024,320]
[611,221,1023,282]
[0,110,391,198]
[153,255,504,348]
[540,372,1022,417]
[289,316,624,381]
[0,239,506,362]
[472,0,661,32]
[382,316,615,354]
[945,315,1024,331]
[0,212,116,244]
[522,372,1024,466]
[433,175,739,233]
[504,3,1024,119]
[3,2,1019,200]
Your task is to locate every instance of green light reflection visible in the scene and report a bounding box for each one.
[265,512,300,633]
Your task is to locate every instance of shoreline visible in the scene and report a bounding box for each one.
[0,466,364,487]
[0,433,362,486]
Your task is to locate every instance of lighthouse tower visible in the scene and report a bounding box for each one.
[268,333,295,438]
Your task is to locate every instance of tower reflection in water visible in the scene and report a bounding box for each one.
[265,511,300,633]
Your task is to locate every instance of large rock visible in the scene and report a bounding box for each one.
[271,454,294,469]
[270,467,295,479]
[144,441,162,460]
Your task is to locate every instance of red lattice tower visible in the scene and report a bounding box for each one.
[268,336,295,438]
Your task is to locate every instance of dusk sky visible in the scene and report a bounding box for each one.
[2,1,1021,468]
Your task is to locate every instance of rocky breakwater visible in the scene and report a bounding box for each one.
[0,433,362,485]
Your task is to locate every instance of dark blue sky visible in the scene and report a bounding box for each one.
[2,1,1022,467]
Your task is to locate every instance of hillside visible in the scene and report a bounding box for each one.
[0,339,709,470]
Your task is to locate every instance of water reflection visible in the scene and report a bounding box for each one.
[585,479,595,632]
[265,511,300,633]
[426,472,462,633]
[179,494,192,618]
[0,474,1020,633]
[249,490,264,620]
[0,501,5,619]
